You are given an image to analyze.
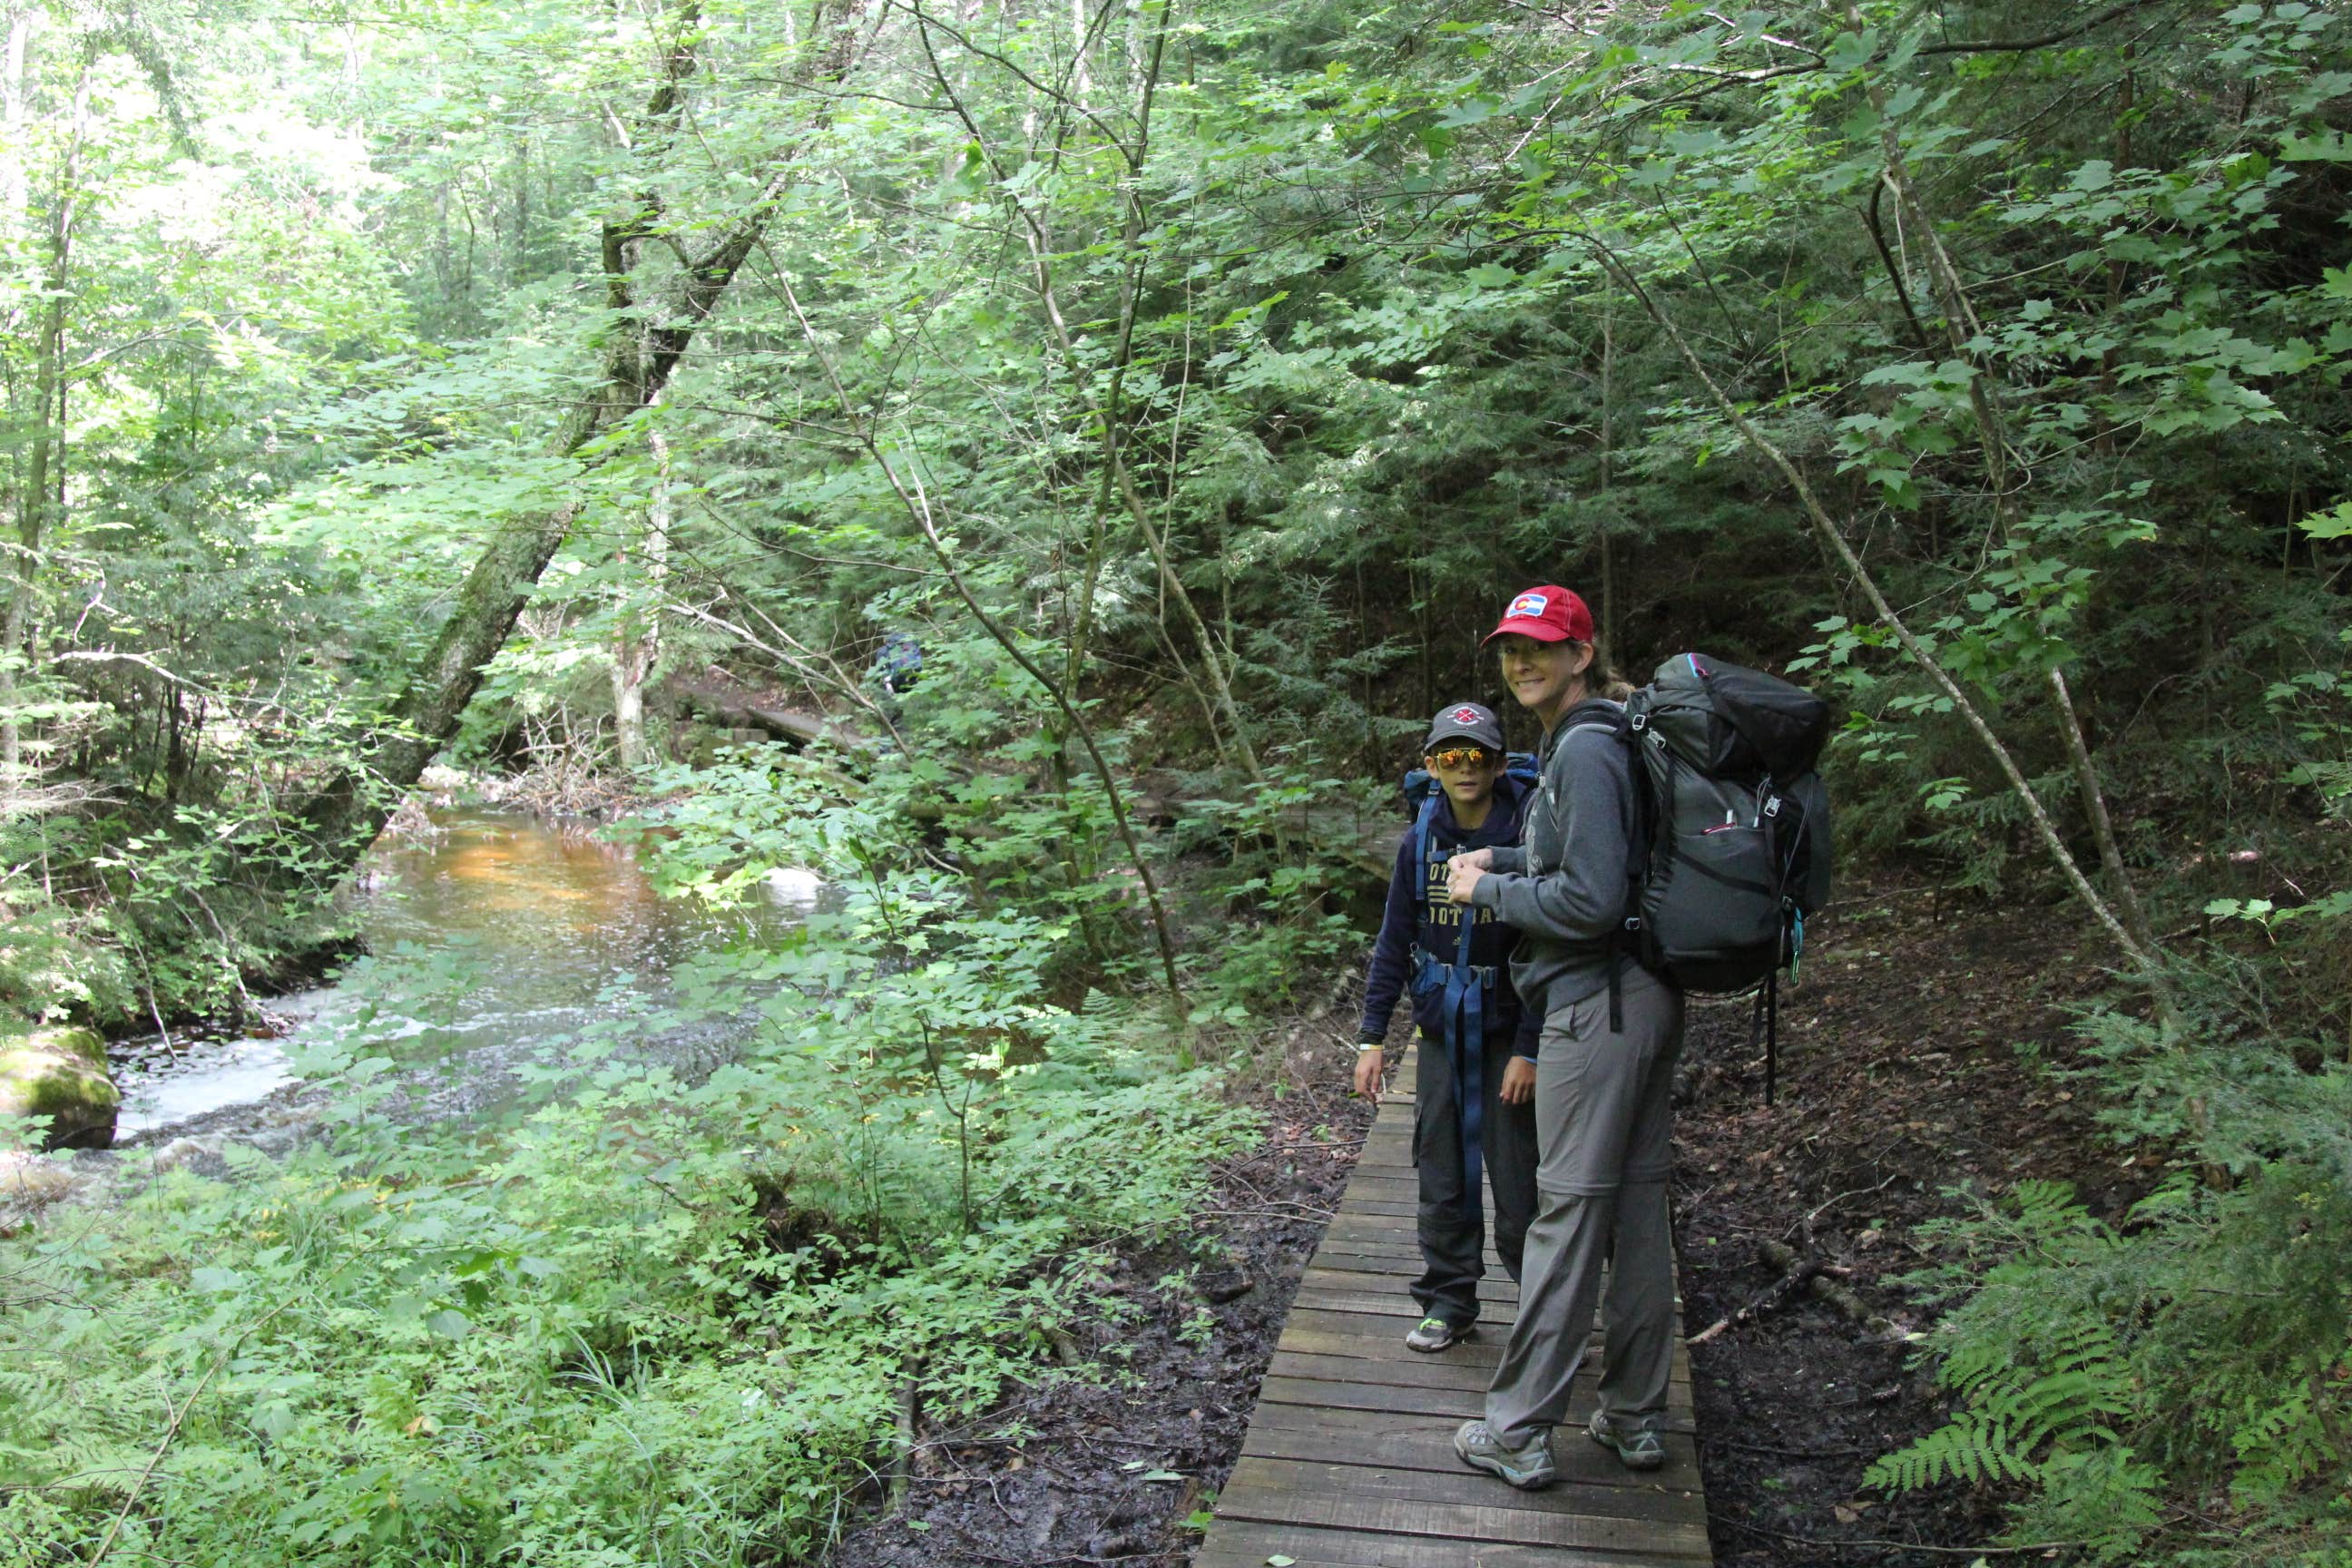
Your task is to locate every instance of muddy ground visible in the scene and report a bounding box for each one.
[829,878,2143,1565]
[1674,879,2159,1564]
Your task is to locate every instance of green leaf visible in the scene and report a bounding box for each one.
[2295,503,2352,540]
[1824,28,1877,71]
[1435,94,1502,130]
[2280,131,2352,162]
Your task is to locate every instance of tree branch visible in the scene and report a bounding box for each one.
[1569,230,2158,979]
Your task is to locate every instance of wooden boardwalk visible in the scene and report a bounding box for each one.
[1196,1048,1711,1568]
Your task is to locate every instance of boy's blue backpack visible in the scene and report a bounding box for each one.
[1396,753,1538,1221]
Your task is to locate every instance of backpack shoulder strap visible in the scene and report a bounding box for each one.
[1408,787,1443,907]
[1557,697,1629,740]
[1555,694,1657,976]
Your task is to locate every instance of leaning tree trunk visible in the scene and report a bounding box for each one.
[612,416,670,770]
[276,0,873,885]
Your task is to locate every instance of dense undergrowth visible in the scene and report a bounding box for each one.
[1862,935,2352,1565]
[0,747,1269,1565]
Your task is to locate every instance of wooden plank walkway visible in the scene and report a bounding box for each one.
[1196,1047,1711,1568]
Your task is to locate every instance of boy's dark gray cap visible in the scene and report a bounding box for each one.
[1425,701,1504,752]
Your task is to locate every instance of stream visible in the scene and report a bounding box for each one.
[107,809,813,1147]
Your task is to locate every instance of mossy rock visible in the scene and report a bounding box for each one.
[676,721,727,769]
[0,1025,119,1151]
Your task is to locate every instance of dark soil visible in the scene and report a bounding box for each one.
[827,1017,1377,1568]
[1674,878,2162,1564]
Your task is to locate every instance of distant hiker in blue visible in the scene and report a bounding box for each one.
[870,632,922,695]
[1354,701,1541,1354]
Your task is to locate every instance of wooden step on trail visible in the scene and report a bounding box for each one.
[1196,1047,1711,1568]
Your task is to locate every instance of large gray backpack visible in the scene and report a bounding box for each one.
[1565,653,1833,1102]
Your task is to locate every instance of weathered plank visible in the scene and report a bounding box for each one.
[1307,1248,1514,1280]
[1288,1285,1515,1322]
[1275,1321,1510,1367]
[1223,1455,1706,1526]
[1212,1484,1711,1557]
[1194,1520,1687,1568]
[1193,1045,1711,1566]
[1256,1375,1697,1432]
[1302,1263,1519,1301]
[1240,1403,1703,1485]
[1268,1349,1691,1402]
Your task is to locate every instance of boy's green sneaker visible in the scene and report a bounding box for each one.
[1454,1419,1555,1490]
[1587,1410,1666,1471]
[1405,1316,1472,1353]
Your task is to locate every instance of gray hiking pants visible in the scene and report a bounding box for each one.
[1410,1025,1537,1327]
[1485,965,1684,1448]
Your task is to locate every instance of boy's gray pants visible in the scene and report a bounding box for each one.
[1485,965,1684,1448]
[1411,1025,1538,1327]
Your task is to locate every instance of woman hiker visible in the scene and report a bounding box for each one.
[1445,585,1687,1486]
[1352,701,1541,1353]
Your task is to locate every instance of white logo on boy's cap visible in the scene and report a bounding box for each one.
[1507,592,1548,618]
[1450,706,1482,723]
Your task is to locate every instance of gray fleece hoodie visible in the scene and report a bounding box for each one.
[1465,701,1637,1017]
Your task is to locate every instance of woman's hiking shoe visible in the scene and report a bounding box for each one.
[1453,1420,1555,1490]
[1586,1410,1666,1471]
[1406,1317,1473,1353]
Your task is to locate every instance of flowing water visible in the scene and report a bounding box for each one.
[108,809,813,1145]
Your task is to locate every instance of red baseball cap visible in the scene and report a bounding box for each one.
[1483,585,1594,645]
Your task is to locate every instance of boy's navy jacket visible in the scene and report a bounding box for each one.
[1357,773,1543,1060]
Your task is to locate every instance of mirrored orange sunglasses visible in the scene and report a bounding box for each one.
[1425,746,1499,770]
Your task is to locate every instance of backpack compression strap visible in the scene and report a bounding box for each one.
[1414,788,1493,1227]
[1439,902,1486,1229]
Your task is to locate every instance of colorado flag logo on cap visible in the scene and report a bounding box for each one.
[1507,592,1548,619]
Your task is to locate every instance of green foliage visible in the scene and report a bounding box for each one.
[2,742,1251,1563]
[1867,1186,2160,1552]
[4,1,2352,1562]
[1875,953,2352,1564]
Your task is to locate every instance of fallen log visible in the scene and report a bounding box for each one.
[676,682,867,750]
[1689,1239,1889,1344]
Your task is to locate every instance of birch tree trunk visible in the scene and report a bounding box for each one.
[612,417,671,770]
[0,6,32,785]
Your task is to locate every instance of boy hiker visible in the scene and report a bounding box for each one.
[1354,702,1541,1352]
